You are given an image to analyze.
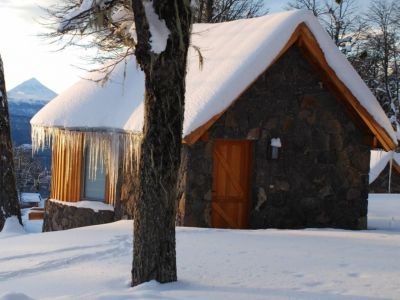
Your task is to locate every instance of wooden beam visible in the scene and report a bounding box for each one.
[296,24,396,151]
[183,26,303,145]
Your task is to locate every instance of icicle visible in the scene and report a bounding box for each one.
[31,125,142,206]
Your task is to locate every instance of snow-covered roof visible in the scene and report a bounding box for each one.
[31,10,397,147]
[370,150,400,184]
[20,193,42,203]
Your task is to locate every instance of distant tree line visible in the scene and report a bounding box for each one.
[13,146,51,197]
[193,0,267,23]
[287,0,400,130]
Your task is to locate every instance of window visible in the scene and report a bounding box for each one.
[83,150,107,201]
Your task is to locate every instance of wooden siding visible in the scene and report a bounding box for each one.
[50,132,84,202]
[50,132,114,204]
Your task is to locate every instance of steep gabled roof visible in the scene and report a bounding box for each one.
[31,10,397,150]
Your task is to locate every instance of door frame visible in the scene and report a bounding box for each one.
[211,139,253,229]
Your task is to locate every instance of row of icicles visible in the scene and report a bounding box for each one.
[31,126,142,205]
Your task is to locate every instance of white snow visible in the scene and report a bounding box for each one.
[16,144,33,150]
[21,208,43,234]
[0,293,34,300]
[369,150,392,183]
[368,194,400,231]
[8,78,57,103]
[58,0,95,32]
[59,0,170,52]
[0,216,25,238]
[31,58,145,131]
[0,194,400,299]
[369,150,400,183]
[50,199,114,212]
[20,193,42,203]
[32,10,397,145]
[143,1,170,54]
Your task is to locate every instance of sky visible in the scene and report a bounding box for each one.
[0,0,95,93]
[0,0,372,94]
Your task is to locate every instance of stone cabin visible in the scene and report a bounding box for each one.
[31,11,397,231]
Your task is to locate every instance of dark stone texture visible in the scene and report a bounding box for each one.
[118,171,136,220]
[42,200,115,232]
[179,45,370,230]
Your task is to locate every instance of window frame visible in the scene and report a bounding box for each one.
[81,146,108,202]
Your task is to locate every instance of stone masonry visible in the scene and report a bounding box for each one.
[42,200,115,232]
[178,45,371,230]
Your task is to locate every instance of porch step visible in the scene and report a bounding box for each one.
[28,208,44,220]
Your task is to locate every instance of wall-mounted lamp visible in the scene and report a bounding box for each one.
[270,138,282,160]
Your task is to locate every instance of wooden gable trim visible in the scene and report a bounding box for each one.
[296,25,396,151]
[183,25,303,145]
[183,23,396,151]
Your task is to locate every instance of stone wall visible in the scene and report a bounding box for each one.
[180,45,371,230]
[370,165,400,193]
[42,200,115,232]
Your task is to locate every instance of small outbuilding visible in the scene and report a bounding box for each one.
[31,10,397,231]
[19,193,42,208]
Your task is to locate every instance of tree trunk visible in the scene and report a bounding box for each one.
[197,0,205,22]
[130,0,192,286]
[0,55,22,231]
[206,0,214,22]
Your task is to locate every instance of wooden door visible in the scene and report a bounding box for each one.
[212,140,252,229]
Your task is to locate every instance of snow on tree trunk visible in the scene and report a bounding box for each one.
[130,0,192,286]
[0,55,22,231]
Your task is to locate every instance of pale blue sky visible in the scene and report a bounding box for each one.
[0,0,372,93]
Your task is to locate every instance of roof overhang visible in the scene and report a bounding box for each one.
[183,23,397,151]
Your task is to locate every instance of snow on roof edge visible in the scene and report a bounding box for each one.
[300,15,397,145]
[31,10,397,146]
[182,11,397,145]
[369,150,400,183]
[50,199,114,212]
[370,150,392,184]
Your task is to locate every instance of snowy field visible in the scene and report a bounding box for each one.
[0,194,399,300]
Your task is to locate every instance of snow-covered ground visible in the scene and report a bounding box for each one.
[0,194,399,300]
[368,193,400,231]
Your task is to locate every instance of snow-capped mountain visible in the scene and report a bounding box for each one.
[7,78,57,146]
[8,77,57,104]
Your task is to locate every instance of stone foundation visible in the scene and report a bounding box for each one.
[42,200,115,232]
